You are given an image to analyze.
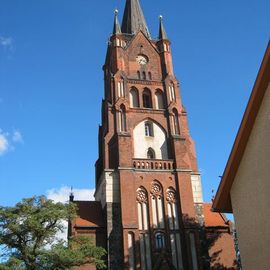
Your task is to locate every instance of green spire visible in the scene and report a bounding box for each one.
[158,15,168,40]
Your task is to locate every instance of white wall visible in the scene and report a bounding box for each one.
[133,120,168,159]
[95,170,120,208]
[231,82,270,270]
[191,174,203,203]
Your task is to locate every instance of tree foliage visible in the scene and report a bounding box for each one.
[0,196,106,270]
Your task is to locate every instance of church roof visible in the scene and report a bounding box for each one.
[121,0,151,39]
[203,203,229,228]
[213,42,270,213]
[73,201,104,228]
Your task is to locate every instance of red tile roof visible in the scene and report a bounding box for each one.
[73,201,104,228]
[203,203,228,227]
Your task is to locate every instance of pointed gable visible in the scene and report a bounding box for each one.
[124,31,162,79]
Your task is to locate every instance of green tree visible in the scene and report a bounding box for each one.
[0,196,106,270]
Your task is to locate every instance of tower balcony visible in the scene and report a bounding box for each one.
[132,158,174,171]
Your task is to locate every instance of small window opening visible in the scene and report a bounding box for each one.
[155,233,165,250]
[147,148,155,159]
[142,71,146,80]
[145,122,154,137]
[143,89,152,108]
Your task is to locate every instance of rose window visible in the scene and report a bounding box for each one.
[137,189,147,203]
[166,190,176,203]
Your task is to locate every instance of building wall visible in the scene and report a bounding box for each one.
[231,82,270,270]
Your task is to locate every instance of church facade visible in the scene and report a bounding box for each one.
[69,1,237,269]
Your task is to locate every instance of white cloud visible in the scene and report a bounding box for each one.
[47,186,95,203]
[0,129,23,157]
[0,132,9,156]
[0,36,13,49]
[46,186,95,242]
[12,130,23,143]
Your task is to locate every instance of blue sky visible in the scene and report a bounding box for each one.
[0,0,269,206]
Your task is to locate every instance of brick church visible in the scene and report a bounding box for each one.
[69,0,237,269]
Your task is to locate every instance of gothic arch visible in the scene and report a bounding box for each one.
[155,89,165,109]
[151,180,165,229]
[133,117,167,136]
[142,88,153,108]
[133,119,168,159]
[151,180,163,196]
[129,87,139,108]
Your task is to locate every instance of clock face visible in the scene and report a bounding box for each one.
[136,55,148,65]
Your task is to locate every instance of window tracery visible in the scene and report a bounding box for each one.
[151,181,164,229]
[136,187,152,269]
[166,188,183,269]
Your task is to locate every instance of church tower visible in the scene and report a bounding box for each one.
[94,1,204,269]
[69,1,237,269]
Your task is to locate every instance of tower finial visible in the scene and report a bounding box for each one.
[121,0,151,38]
[158,14,168,40]
[113,8,122,35]
[69,186,74,202]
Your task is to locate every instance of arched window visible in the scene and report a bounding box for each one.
[143,89,152,108]
[166,188,183,269]
[137,187,149,230]
[145,122,154,137]
[137,187,152,270]
[142,71,146,80]
[128,232,135,270]
[147,148,155,159]
[169,83,176,102]
[119,105,126,132]
[130,87,139,108]
[173,109,180,135]
[117,79,125,98]
[137,71,141,80]
[155,90,164,109]
[151,181,165,228]
[148,72,152,80]
[155,232,166,250]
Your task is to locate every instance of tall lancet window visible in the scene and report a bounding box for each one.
[137,188,152,270]
[130,87,139,108]
[166,188,183,270]
[173,108,180,135]
[155,89,164,109]
[119,105,126,132]
[117,78,125,98]
[128,232,135,270]
[169,83,176,102]
[151,181,165,229]
[142,89,153,108]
